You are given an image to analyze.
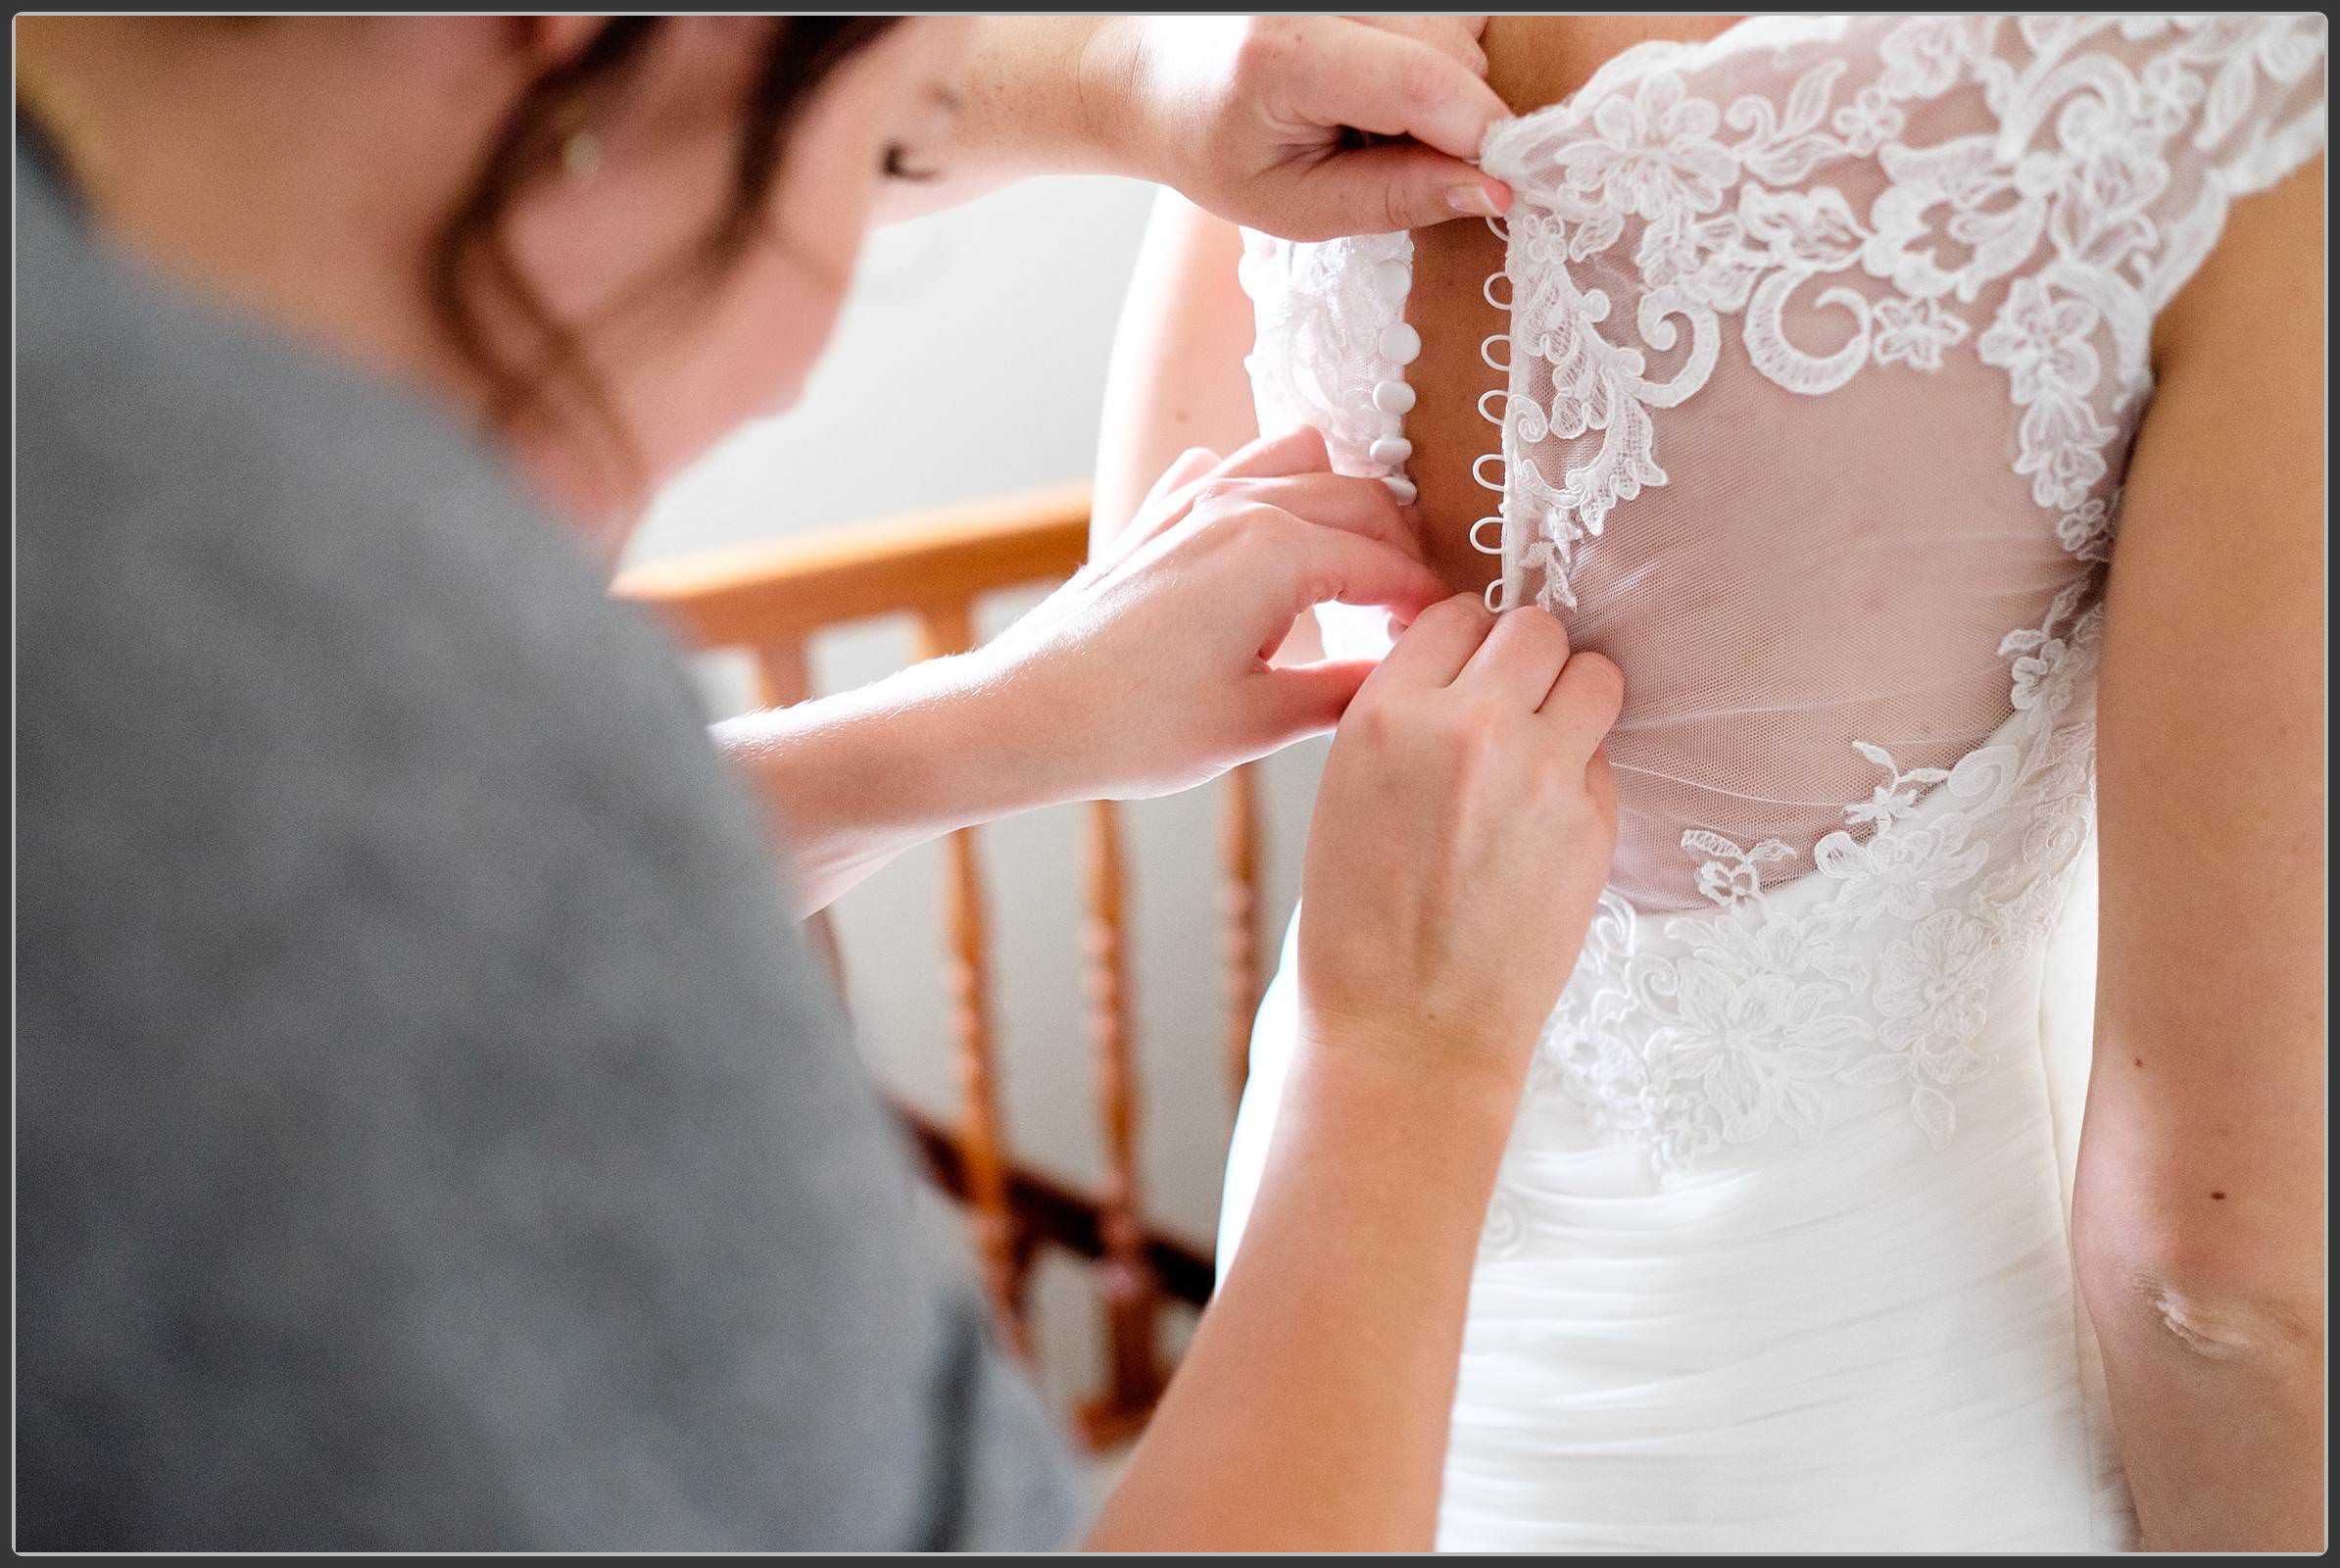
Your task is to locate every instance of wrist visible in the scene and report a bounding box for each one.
[961,17,1126,181]
[720,650,1042,840]
[713,651,1066,915]
[945,595,1155,813]
[1067,16,1156,182]
[875,645,1060,828]
[1291,1007,1530,1146]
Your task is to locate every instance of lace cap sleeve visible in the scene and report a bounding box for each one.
[2171,14,2326,197]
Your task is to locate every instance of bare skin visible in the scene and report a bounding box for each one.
[1095,15,2326,1549]
[2076,154,2326,1552]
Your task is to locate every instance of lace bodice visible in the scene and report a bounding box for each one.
[1239,15,2325,1175]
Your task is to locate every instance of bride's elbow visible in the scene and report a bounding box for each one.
[2083,1259,2320,1371]
[2073,1202,2322,1374]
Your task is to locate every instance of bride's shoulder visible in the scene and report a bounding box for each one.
[1478,14,1747,121]
[1478,15,2325,166]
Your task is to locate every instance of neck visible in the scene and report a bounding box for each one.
[15,19,629,549]
[22,22,459,388]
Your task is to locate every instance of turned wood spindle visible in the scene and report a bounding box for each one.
[915,604,1028,1354]
[1221,761,1265,1102]
[750,639,812,710]
[1076,798,1163,1446]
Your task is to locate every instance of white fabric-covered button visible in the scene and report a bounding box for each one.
[1372,379,1417,414]
[1378,321,1422,365]
[1381,474,1419,505]
[1369,436,1414,466]
[1374,259,1412,301]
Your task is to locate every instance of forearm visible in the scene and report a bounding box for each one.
[1079,553,1618,1546]
[714,653,1044,915]
[2074,1056,2324,1549]
[884,15,1511,239]
[2078,1246,2323,1548]
[880,17,1124,222]
[1088,1042,1517,1550]
[2073,1022,2326,1550]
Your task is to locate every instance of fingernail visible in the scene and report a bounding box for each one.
[1444,182,1504,219]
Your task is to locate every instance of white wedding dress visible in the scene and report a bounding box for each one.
[1217,16,2325,1551]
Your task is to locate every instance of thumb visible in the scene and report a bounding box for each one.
[1246,659,1382,745]
[1296,141,1511,237]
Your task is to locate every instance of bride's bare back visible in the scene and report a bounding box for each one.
[1406,16,1743,595]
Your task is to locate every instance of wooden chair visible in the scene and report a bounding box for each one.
[615,483,1264,1449]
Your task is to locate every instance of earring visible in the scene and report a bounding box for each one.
[556,95,602,184]
[562,126,603,184]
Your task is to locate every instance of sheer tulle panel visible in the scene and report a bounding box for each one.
[1249,14,2323,914]
[1514,303,2106,910]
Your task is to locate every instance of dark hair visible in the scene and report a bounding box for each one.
[428,17,902,487]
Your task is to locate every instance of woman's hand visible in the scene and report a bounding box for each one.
[937,17,1513,239]
[1086,16,1515,236]
[719,428,1447,913]
[1297,595,1623,1097]
[971,427,1448,805]
[1091,596,1624,1553]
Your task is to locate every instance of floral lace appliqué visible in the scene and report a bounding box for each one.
[1479,12,2325,603]
[1242,14,2323,1179]
[1543,579,2107,1172]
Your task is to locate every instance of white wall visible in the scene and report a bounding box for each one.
[624,174,1326,1412]
[635,174,1152,556]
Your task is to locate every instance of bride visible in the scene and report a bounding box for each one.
[1093,14,2324,1551]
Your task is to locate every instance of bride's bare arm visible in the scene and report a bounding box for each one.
[1092,190,1336,663]
[1092,192,1256,543]
[2075,155,2325,1551]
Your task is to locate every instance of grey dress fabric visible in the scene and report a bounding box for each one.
[14,141,1080,1551]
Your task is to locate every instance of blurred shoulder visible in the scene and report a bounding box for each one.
[16,148,702,754]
